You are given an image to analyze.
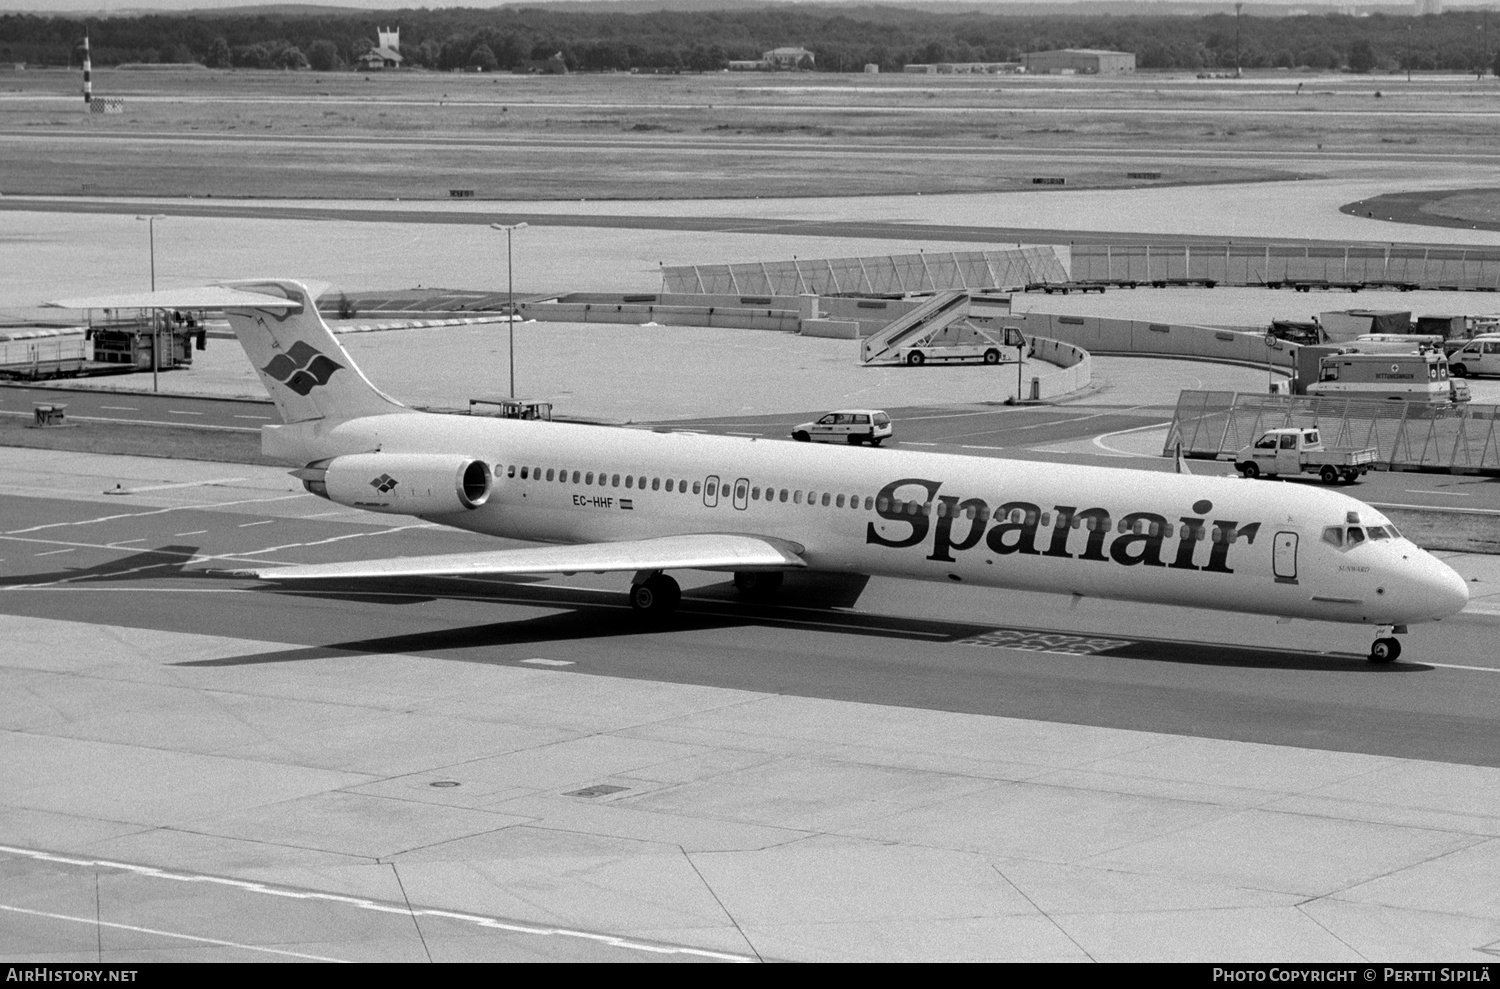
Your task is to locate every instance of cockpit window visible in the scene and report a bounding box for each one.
[1347,527,1366,545]
[1367,526,1392,540]
[1322,526,1344,548]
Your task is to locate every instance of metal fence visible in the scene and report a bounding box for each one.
[1072,243,1500,291]
[1164,390,1500,475]
[661,247,1066,296]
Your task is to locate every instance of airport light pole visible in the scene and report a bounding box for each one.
[1234,3,1242,78]
[490,221,528,399]
[136,214,165,392]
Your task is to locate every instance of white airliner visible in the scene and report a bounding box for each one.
[66,279,1469,664]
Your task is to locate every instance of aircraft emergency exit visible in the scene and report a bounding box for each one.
[80,280,1473,664]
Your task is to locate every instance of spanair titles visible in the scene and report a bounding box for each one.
[867,478,1258,575]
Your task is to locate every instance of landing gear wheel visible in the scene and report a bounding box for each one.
[1320,465,1339,484]
[733,571,784,600]
[1240,462,1261,479]
[983,349,1001,364]
[1368,637,1402,664]
[906,351,925,366]
[629,574,681,616]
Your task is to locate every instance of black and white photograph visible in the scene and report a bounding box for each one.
[1,0,1499,966]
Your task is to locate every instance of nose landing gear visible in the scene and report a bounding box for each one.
[1367,624,1407,664]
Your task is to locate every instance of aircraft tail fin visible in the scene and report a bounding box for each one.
[219,279,405,425]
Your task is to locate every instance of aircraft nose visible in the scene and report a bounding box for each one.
[1411,554,1470,621]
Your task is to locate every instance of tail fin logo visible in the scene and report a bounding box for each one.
[261,341,343,396]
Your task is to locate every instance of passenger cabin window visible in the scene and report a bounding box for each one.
[693,481,702,495]
[506,465,516,478]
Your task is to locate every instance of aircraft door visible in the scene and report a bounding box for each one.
[703,475,720,508]
[1273,530,1298,583]
[732,477,749,511]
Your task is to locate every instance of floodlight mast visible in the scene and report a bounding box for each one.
[136,214,166,392]
[490,222,529,399]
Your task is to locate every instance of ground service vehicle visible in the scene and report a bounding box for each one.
[791,410,893,445]
[1305,348,1460,404]
[1447,335,1500,379]
[1234,428,1377,484]
[897,326,1022,367]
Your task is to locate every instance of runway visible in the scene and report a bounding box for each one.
[3,448,1500,961]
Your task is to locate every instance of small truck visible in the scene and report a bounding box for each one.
[1232,427,1377,484]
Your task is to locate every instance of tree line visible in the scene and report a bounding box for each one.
[1,5,1497,75]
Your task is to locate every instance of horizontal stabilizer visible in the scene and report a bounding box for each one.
[241,533,808,581]
[46,286,303,311]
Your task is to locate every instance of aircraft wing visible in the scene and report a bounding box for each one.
[240,533,808,581]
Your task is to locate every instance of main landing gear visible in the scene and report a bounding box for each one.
[629,571,680,616]
[629,570,787,617]
[1368,625,1406,664]
[733,571,784,600]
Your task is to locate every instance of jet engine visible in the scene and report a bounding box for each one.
[294,453,492,514]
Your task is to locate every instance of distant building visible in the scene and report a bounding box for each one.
[1415,0,1442,13]
[522,52,568,75]
[903,62,1020,75]
[358,26,403,70]
[1022,49,1135,75]
[762,47,816,71]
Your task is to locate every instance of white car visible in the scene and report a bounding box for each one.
[791,410,892,446]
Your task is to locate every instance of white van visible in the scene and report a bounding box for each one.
[1447,335,1500,378]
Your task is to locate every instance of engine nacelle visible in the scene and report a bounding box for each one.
[298,453,492,514]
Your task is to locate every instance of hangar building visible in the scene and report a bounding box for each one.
[1022,49,1135,74]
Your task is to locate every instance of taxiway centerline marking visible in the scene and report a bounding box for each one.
[105,477,245,494]
[3,493,310,534]
[0,903,348,963]
[1091,421,1173,457]
[0,845,752,962]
